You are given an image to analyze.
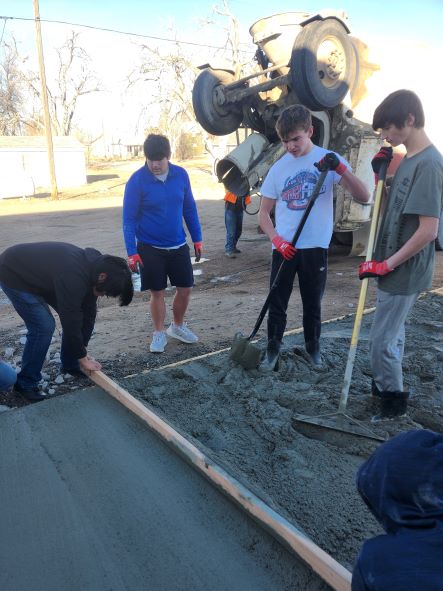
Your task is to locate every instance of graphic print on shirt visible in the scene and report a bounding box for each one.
[281,170,325,210]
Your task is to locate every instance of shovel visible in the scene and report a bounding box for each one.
[230,167,330,369]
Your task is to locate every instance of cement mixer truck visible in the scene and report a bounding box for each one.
[192,10,443,253]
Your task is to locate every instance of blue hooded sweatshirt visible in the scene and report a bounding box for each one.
[352,429,443,591]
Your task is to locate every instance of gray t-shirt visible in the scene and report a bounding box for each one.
[375,144,443,294]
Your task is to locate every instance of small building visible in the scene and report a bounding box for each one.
[0,136,87,199]
[107,138,144,159]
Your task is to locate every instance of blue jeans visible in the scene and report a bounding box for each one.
[225,205,243,253]
[0,284,55,389]
[0,283,94,390]
[0,360,17,391]
[0,284,92,389]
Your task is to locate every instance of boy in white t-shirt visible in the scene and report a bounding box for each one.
[258,104,370,369]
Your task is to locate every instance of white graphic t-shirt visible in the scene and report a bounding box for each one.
[260,145,348,249]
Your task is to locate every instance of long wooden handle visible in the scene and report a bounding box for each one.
[338,161,389,412]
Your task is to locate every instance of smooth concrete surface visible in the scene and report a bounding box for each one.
[0,387,318,591]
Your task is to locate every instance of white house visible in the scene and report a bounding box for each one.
[0,136,86,199]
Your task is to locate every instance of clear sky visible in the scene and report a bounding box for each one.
[2,0,443,47]
[1,1,442,146]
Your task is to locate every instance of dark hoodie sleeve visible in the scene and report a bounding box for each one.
[53,272,97,359]
[354,429,443,591]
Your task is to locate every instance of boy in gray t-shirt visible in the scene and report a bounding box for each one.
[359,90,443,420]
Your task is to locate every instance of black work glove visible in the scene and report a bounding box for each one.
[371,147,393,174]
[314,152,347,175]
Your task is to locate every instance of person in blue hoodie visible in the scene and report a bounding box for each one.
[352,429,443,590]
[123,134,203,354]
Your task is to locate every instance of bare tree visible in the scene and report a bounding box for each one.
[211,0,243,78]
[127,39,199,154]
[126,1,247,159]
[0,37,28,135]
[28,31,103,136]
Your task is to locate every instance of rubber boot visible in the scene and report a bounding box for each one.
[259,338,281,372]
[372,391,409,422]
[305,339,321,366]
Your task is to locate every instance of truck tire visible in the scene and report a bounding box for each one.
[192,68,243,136]
[436,208,443,251]
[290,19,356,110]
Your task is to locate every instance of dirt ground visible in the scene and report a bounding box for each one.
[0,156,442,397]
[1,156,442,579]
[1,155,441,389]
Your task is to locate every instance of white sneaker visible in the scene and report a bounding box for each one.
[150,331,167,353]
[166,322,198,343]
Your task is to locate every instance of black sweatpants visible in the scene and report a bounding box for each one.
[267,247,328,344]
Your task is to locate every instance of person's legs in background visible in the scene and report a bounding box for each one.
[225,203,238,257]
[233,208,244,253]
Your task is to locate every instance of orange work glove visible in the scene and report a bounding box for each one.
[127,254,143,273]
[194,241,203,262]
[272,236,297,260]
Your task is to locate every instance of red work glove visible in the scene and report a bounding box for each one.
[194,241,203,262]
[272,236,297,260]
[359,260,392,280]
[372,147,393,183]
[314,152,347,175]
[127,254,143,273]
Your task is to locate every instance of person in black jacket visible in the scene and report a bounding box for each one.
[0,242,133,401]
[352,429,443,591]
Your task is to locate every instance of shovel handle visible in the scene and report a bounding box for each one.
[248,168,329,341]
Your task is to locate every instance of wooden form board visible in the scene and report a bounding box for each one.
[88,370,352,591]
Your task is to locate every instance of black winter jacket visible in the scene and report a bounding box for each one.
[0,242,102,359]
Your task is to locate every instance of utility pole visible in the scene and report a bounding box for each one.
[33,0,58,200]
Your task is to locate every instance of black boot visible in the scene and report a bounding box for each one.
[259,338,281,372]
[305,339,321,366]
[13,383,46,402]
[372,391,409,421]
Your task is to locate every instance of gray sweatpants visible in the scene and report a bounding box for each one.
[369,289,419,392]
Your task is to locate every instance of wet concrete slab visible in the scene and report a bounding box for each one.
[0,387,327,591]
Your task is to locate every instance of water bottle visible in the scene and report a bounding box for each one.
[132,261,141,292]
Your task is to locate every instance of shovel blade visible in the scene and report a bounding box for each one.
[230,333,262,370]
[238,341,262,370]
[230,332,248,362]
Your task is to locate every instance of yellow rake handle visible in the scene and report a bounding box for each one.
[338,161,389,413]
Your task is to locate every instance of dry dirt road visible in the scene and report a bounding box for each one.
[1,156,442,404]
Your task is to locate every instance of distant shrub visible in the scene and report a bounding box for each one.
[176,131,205,160]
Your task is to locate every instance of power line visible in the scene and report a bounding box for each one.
[0,15,255,53]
